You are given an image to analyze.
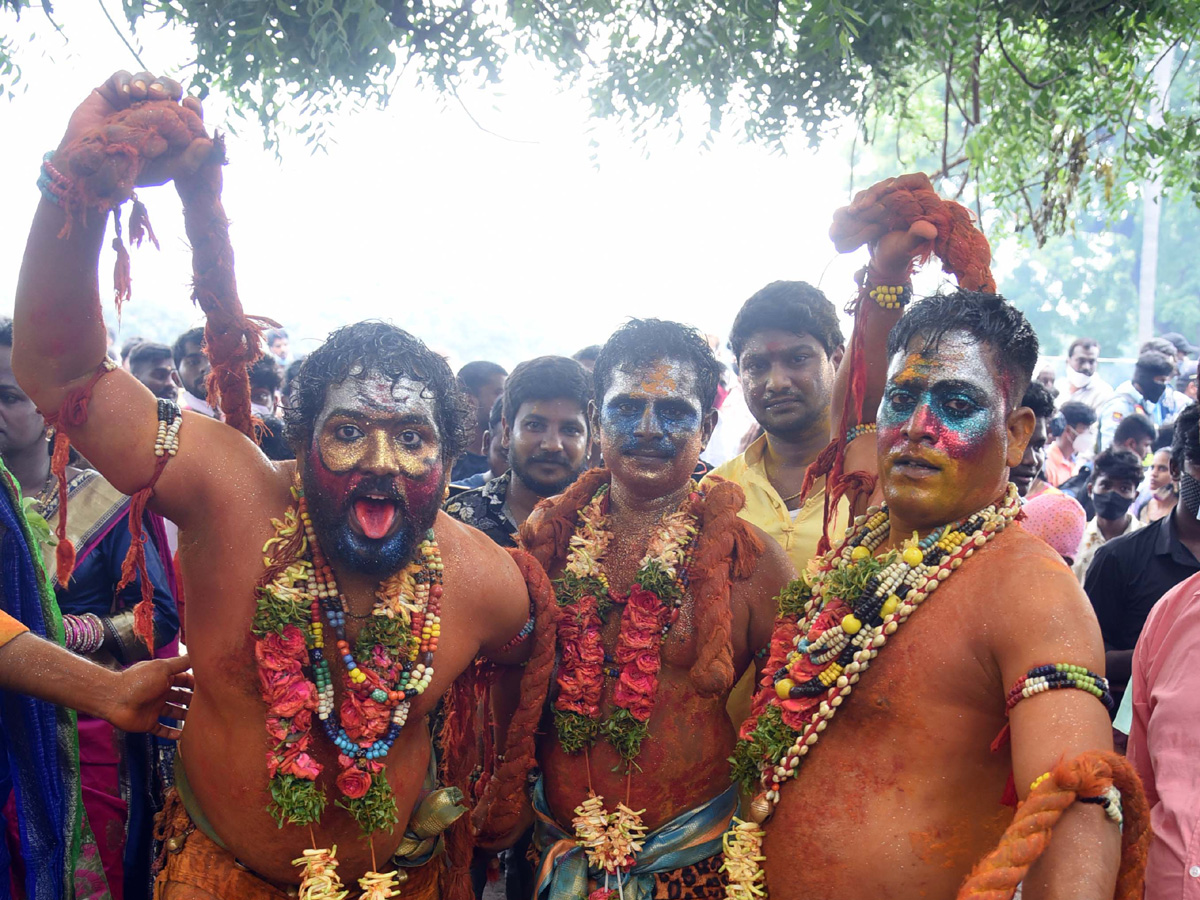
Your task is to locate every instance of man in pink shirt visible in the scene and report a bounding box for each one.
[1128,569,1200,900]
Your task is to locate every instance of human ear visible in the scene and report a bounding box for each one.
[1006,406,1036,468]
[588,400,601,442]
[831,346,845,370]
[500,417,511,450]
[700,408,719,450]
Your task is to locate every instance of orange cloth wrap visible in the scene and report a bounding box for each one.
[0,611,29,649]
[153,790,442,900]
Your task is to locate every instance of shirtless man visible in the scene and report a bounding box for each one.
[518,319,794,899]
[734,193,1120,899]
[14,72,531,896]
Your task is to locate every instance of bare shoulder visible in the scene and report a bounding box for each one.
[983,525,1104,673]
[435,512,529,649]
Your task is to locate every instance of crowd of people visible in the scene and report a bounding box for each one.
[0,70,1194,900]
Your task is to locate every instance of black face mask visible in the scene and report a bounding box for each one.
[1092,491,1134,521]
[1180,471,1200,519]
[1138,378,1167,404]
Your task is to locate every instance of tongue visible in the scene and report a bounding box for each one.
[354,499,397,540]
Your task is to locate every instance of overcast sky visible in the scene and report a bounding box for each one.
[1,1,964,371]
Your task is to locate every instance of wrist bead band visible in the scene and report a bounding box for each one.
[868,283,912,310]
[63,613,105,654]
[37,152,72,207]
[1005,663,1114,715]
[845,423,877,444]
[1030,771,1052,792]
[155,399,183,457]
[1079,785,1123,826]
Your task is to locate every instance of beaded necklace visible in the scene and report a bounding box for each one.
[251,476,444,894]
[721,485,1021,899]
[553,481,700,896]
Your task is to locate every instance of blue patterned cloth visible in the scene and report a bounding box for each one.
[532,777,738,900]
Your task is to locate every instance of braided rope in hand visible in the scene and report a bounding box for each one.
[799,173,996,553]
[829,172,995,293]
[955,750,1149,900]
[51,99,271,647]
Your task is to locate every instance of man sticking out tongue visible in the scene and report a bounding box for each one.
[14,71,543,900]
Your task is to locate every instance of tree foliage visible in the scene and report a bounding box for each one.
[4,0,1199,239]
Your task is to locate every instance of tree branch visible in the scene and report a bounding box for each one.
[993,21,1067,91]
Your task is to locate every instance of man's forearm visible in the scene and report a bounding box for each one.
[1021,802,1120,900]
[0,631,120,720]
[13,196,109,395]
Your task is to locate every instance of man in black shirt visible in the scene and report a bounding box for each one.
[445,356,591,546]
[1085,402,1200,700]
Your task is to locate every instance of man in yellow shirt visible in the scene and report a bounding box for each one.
[707,282,847,569]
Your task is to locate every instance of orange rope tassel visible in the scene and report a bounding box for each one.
[956,750,1150,900]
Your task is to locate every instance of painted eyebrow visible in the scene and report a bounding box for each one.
[323,408,435,426]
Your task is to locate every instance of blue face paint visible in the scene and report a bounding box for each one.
[598,361,708,493]
[878,379,995,459]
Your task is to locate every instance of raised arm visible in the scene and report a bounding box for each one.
[13,72,271,529]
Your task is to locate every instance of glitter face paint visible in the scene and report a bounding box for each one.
[598,360,709,497]
[302,372,446,577]
[877,332,1013,532]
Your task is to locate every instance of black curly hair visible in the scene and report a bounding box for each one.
[886,290,1039,408]
[283,321,470,464]
[729,281,844,361]
[593,318,723,414]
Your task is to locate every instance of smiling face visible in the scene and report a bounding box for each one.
[300,369,448,577]
[878,331,1032,530]
[738,329,839,440]
[596,359,714,499]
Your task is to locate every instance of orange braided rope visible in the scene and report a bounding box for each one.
[48,98,273,648]
[471,548,559,845]
[956,750,1149,900]
[800,173,997,553]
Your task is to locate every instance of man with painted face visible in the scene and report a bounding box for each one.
[734,197,1121,900]
[515,319,794,899]
[1072,448,1145,584]
[1098,350,1182,448]
[1060,337,1112,410]
[1084,402,1200,702]
[445,356,591,547]
[12,72,537,899]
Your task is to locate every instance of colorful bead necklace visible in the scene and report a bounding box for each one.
[721,485,1021,899]
[252,477,445,896]
[553,481,700,896]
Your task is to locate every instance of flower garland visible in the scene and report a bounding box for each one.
[252,477,443,896]
[721,484,1021,899]
[550,481,699,896]
[552,482,699,762]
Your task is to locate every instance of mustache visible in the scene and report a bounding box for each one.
[345,475,405,504]
[527,452,572,466]
[620,437,675,458]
